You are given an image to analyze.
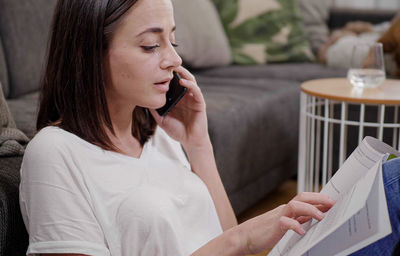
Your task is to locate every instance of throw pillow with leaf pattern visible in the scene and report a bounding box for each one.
[212,0,315,64]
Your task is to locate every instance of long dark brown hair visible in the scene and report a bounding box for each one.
[37,0,156,150]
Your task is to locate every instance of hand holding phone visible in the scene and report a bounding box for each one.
[151,67,209,148]
[156,72,187,116]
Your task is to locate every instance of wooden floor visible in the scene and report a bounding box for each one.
[237,180,298,256]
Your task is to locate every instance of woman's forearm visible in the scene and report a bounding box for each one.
[184,137,238,231]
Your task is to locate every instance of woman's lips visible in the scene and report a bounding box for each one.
[154,81,169,93]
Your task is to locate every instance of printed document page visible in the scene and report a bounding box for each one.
[321,136,399,201]
[304,162,391,256]
[267,137,398,256]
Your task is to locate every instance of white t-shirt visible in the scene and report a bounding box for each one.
[19,126,223,256]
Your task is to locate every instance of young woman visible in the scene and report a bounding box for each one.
[19,0,335,255]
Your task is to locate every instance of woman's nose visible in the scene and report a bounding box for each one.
[160,44,182,69]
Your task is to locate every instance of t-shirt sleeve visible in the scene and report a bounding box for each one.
[19,131,110,256]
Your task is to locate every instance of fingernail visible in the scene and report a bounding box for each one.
[317,211,325,218]
[299,228,306,235]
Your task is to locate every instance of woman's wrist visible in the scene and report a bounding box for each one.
[226,225,248,256]
[232,224,250,256]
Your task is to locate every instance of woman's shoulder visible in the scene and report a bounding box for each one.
[23,126,86,164]
[27,126,72,151]
[21,127,80,180]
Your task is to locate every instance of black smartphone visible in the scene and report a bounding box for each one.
[156,72,187,116]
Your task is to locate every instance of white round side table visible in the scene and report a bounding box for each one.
[298,78,400,193]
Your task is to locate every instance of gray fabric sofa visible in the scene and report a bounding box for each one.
[0,1,395,255]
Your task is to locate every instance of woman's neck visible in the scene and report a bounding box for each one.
[106,97,143,157]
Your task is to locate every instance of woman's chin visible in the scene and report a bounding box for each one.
[145,98,167,110]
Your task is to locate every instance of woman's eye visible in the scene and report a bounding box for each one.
[141,44,160,51]
[140,42,179,52]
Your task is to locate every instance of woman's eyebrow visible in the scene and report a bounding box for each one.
[136,26,176,37]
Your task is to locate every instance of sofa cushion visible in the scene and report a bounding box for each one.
[0,0,57,98]
[297,0,333,55]
[0,35,8,98]
[194,63,347,82]
[196,76,299,197]
[212,0,314,64]
[172,0,232,68]
[7,92,39,139]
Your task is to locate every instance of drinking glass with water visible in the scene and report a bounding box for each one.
[347,42,386,88]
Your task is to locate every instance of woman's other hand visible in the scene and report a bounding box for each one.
[149,66,209,151]
[237,192,335,255]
